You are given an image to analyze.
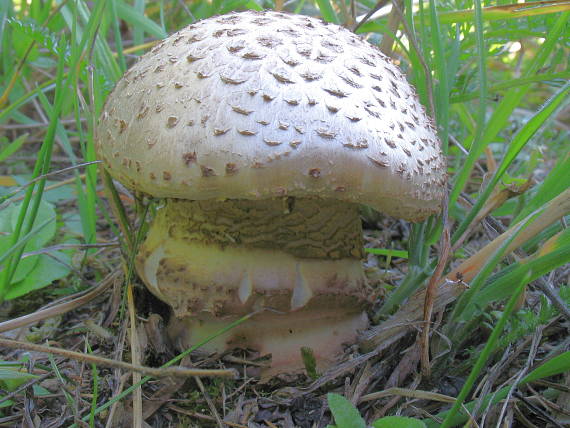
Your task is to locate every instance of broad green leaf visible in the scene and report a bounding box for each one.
[10,200,56,251]
[327,393,366,428]
[521,351,570,384]
[0,200,56,284]
[4,252,71,300]
[0,367,38,391]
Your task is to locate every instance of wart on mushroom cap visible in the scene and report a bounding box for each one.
[95,10,447,376]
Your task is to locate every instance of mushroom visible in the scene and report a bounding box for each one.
[95,10,446,376]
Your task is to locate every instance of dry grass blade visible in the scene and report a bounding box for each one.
[452,178,533,252]
[0,338,238,379]
[360,386,456,403]
[379,0,404,56]
[360,188,570,351]
[420,193,451,377]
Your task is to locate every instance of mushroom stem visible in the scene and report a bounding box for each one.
[136,197,371,374]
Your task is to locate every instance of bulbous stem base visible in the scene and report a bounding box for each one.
[136,197,371,375]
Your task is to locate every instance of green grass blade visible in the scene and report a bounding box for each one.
[450,72,570,103]
[315,0,339,23]
[365,248,409,259]
[428,349,570,427]
[521,351,570,384]
[0,133,28,162]
[116,0,167,39]
[461,228,570,321]
[513,152,570,224]
[449,11,570,211]
[452,81,570,243]
[0,37,68,301]
[438,0,570,24]
[440,271,530,427]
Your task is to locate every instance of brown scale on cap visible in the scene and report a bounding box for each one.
[95,10,446,377]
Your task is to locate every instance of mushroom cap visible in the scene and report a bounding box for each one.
[96,10,446,221]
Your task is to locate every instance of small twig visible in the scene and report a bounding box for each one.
[0,160,101,208]
[0,270,120,334]
[194,375,224,428]
[22,242,119,259]
[0,338,238,379]
[353,0,391,32]
[169,405,248,428]
[535,275,570,322]
[513,391,566,428]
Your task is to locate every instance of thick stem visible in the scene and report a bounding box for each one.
[136,197,371,375]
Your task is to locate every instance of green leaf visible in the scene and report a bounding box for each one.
[0,200,56,284]
[0,134,28,162]
[0,367,38,391]
[327,393,366,428]
[373,416,427,428]
[4,252,71,300]
[10,200,56,254]
[521,351,570,384]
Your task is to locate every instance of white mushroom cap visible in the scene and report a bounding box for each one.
[96,10,446,221]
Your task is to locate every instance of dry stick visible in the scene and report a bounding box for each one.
[22,242,118,259]
[494,327,543,426]
[194,375,225,428]
[0,270,121,334]
[379,0,404,57]
[353,0,390,32]
[126,283,143,428]
[0,338,237,379]
[537,273,570,322]
[0,161,100,208]
[420,192,451,377]
[359,188,570,352]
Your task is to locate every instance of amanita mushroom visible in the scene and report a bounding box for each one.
[95,10,446,376]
